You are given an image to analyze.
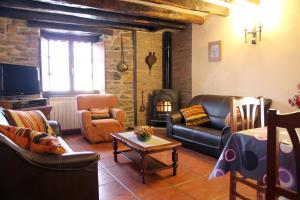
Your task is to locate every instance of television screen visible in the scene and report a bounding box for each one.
[0,63,40,96]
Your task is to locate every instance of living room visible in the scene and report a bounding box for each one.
[0,0,299,200]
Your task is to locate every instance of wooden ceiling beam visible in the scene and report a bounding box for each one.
[27,20,114,35]
[34,0,205,25]
[0,0,186,30]
[143,0,229,17]
[0,7,159,31]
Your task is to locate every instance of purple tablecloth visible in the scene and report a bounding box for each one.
[209,127,296,191]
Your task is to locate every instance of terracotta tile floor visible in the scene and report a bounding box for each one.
[62,133,258,200]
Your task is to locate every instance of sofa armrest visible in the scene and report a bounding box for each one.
[168,111,184,125]
[166,111,184,136]
[78,110,92,127]
[0,132,99,170]
[110,108,125,129]
[48,120,61,136]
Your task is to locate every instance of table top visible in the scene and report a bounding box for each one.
[111,131,181,153]
[210,127,296,191]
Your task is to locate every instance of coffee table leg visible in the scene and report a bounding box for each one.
[112,138,118,162]
[141,154,147,184]
[172,148,178,176]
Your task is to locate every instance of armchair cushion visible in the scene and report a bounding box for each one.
[88,108,110,119]
[4,109,54,136]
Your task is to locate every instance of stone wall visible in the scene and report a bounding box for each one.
[0,17,39,66]
[104,30,135,128]
[136,31,162,125]
[0,17,165,129]
[172,25,192,107]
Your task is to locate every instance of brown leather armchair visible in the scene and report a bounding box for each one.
[77,94,125,143]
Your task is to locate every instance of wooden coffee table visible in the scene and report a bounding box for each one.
[111,131,181,183]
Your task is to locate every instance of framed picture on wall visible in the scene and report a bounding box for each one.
[208,41,221,62]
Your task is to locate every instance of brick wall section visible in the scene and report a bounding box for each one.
[104,30,135,128]
[0,17,39,66]
[172,25,192,107]
[136,31,162,126]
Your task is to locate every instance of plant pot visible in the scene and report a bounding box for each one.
[136,134,152,142]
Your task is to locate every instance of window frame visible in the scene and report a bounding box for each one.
[40,32,103,97]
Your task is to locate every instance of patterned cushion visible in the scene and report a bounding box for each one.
[224,108,241,126]
[180,105,210,126]
[89,108,110,119]
[4,109,54,136]
[0,124,30,149]
[0,124,66,154]
[29,130,65,155]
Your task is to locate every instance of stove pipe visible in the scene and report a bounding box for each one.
[162,32,172,89]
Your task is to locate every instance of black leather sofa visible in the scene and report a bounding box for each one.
[0,109,100,200]
[167,95,272,158]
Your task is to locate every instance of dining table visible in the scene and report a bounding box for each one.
[209,127,297,192]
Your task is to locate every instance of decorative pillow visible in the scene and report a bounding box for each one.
[88,108,110,119]
[29,130,66,155]
[0,124,30,149]
[180,105,210,126]
[224,108,242,126]
[0,124,66,155]
[4,109,54,136]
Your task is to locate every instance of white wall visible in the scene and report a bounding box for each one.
[192,0,300,112]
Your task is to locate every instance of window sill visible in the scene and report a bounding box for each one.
[42,90,103,98]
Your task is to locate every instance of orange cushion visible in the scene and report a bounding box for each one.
[89,108,110,119]
[29,130,65,155]
[0,124,30,149]
[180,105,210,126]
[4,109,54,136]
[0,124,65,155]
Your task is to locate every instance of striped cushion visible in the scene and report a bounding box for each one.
[180,105,210,126]
[4,110,54,136]
[29,130,65,155]
[89,108,110,119]
[0,124,30,149]
[0,124,65,155]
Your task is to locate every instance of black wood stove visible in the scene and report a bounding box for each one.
[151,32,179,126]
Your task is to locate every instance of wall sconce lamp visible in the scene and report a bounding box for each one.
[244,25,262,44]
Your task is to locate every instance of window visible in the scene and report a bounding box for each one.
[41,36,105,94]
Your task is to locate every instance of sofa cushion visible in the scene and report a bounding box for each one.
[4,109,54,136]
[172,124,222,148]
[0,124,30,149]
[0,124,66,154]
[180,105,210,126]
[189,95,236,130]
[89,108,110,119]
[29,130,66,155]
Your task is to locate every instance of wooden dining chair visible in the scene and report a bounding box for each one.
[229,96,265,200]
[266,109,300,200]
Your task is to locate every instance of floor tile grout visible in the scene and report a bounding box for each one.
[102,165,141,200]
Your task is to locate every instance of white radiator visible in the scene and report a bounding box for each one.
[49,97,81,130]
